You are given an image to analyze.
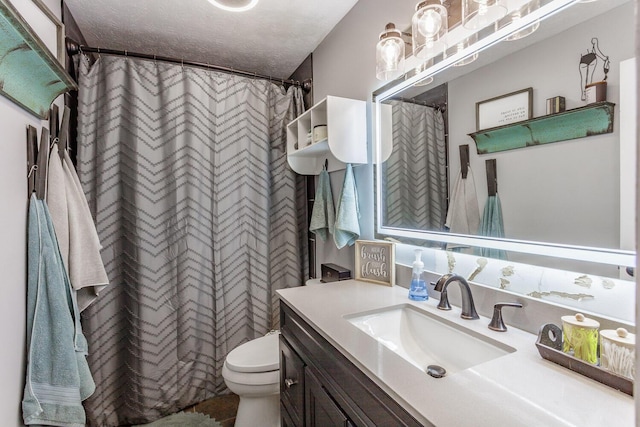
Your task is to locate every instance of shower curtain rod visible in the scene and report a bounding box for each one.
[65,38,312,92]
[390,95,447,112]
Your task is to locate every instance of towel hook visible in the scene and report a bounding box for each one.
[486,159,498,196]
[324,159,329,171]
[27,164,37,178]
[459,144,470,179]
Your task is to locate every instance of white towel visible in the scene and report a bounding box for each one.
[47,144,109,311]
[47,147,69,267]
[309,169,335,241]
[333,164,361,249]
[445,168,480,250]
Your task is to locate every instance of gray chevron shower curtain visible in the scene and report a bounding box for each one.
[76,55,305,426]
[382,101,447,231]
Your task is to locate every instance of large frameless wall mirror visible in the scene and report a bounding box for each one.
[374,0,635,279]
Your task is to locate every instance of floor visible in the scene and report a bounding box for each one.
[185,394,240,427]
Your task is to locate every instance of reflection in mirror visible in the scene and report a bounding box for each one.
[381,85,448,232]
[374,0,635,277]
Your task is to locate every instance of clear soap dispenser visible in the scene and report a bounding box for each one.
[408,249,428,301]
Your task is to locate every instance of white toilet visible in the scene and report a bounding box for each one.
[222,332,281,427]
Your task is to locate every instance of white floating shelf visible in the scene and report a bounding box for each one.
[287,96,367,175]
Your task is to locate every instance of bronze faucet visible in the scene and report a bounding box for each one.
[433,274,479,320]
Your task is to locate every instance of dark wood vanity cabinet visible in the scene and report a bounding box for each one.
[279,301,423,427]
[280,333,305,426]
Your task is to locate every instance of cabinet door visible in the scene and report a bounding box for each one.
[305,367,350,427]
[281,403,298,427]
[280,336,305,426]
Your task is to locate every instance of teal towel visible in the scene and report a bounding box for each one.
[309,169,335,241]
[23,195,95,426]
[334,164,361,249]
[476,194,507,260]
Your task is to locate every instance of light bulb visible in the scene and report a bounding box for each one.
[418,9,443,38]
[411,2,448,59]
[376,24,405,80]
[381,40,402,66]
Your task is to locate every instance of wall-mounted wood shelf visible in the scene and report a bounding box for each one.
[469,102,615,154]
[0,0,76,119]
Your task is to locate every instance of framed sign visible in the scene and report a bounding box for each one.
[476,87,533,130]
[354,240,395,286]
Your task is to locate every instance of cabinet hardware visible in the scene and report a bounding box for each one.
[284,378,298,388]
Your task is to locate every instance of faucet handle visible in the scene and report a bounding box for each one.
[488,302,523,332]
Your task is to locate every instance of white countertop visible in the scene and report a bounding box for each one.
[277,280,634,427]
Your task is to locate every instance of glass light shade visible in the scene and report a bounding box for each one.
[412,1,448,59]
[497,0,540,41]
[462,0,507,31]
[414,59,435,86]
[376,24,405,81]
[207,0,259,12]
[447,33,479,67]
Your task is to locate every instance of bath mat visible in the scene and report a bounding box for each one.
[134,412,223,427]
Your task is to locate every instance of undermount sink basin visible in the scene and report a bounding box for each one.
[345,304,516,375]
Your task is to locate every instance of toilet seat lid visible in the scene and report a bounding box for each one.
[226,333,280,373]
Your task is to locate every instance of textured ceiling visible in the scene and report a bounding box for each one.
[64,0,359,78]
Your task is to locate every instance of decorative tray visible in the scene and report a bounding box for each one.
[536,323,633,396]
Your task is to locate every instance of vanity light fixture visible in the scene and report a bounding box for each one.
[497,0,541,41]
[450,33,479,66]
[376,23,406,81]
[462,0,507,31]
[414,59,435,86]
[207,0,259,12]
[412,1,449,58]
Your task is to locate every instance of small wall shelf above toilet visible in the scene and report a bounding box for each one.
[286,96,367,174]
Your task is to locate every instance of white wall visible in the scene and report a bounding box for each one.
[0,0,63,425]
